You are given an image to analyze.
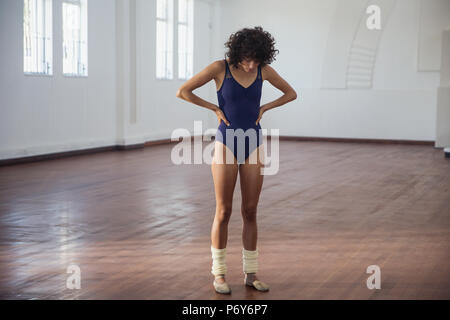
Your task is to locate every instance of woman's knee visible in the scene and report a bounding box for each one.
[241,205,257,222]
[215,205,232,224]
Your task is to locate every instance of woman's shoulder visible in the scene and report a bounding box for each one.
[260,63,275,81]
[210,59,226,71]
[213,58,226,65]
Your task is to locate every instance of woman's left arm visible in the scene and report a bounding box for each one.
[256,64,298,125]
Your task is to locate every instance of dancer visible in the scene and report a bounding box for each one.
[176,26,297,294]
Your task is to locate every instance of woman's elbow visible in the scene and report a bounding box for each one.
[176,88,184,99]
[289,90,297,101]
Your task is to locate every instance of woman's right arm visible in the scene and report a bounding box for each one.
[175,60,222,111]
[176,60,230,126]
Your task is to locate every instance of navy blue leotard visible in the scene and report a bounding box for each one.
[216,58,264,164]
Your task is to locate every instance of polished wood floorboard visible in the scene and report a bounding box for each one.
[0,141,449,299]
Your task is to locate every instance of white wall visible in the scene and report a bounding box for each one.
[216,0,450,141]
[0,0,116,160]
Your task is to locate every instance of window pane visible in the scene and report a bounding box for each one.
[178,0,186,23]
[178,0,193,79]
[156,20,166,78]
[156,0,173,79]
[167,13,173,79]
[24,0,53,75]
[178,24,186,79]
[63,0,88,76]
[157,0,167,19]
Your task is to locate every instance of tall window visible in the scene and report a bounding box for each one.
[23,0,53,75]
[156,0,174,79]
[62,0,88,76]
[177,0,193,79]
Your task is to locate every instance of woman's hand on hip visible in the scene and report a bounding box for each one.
[214,107,230,126]
[256,105,268,125]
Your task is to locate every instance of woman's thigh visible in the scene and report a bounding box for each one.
[239,144,265,210]
[211,141,239,208]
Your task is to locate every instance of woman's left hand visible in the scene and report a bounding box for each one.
[256,105,268,125]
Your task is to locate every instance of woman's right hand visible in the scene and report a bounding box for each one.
[214,107,230,126]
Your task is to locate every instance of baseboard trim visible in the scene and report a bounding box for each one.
[278,136,435,145]
[0,135,436,166]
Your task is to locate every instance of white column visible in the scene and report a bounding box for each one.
[436,29,450,152]
[116,0,143,147]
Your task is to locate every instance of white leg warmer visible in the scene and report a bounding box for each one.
[211,246,227,276]
[242,248,258,274]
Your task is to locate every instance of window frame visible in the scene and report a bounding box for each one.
[177,0,194,80]
[156,0,174,80]
[62,0,88,78]
[23,0,53,77]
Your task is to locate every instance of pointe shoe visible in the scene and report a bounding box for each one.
[245,277,270,292]
[213,277,231,294]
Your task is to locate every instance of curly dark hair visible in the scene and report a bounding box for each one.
[224,26,279,69]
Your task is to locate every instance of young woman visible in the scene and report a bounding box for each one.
[176,26,297,294]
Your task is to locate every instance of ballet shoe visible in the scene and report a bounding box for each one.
[213,277,231,294]
[245,277,270,292]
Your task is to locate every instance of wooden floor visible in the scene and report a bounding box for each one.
[0,140,449,300]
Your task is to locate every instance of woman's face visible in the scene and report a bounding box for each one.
[238,58,259,73]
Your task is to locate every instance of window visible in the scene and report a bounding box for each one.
[23,0,53,75]
[62,0,88,77]
[177,0,193,79]
[156,0,174,79]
